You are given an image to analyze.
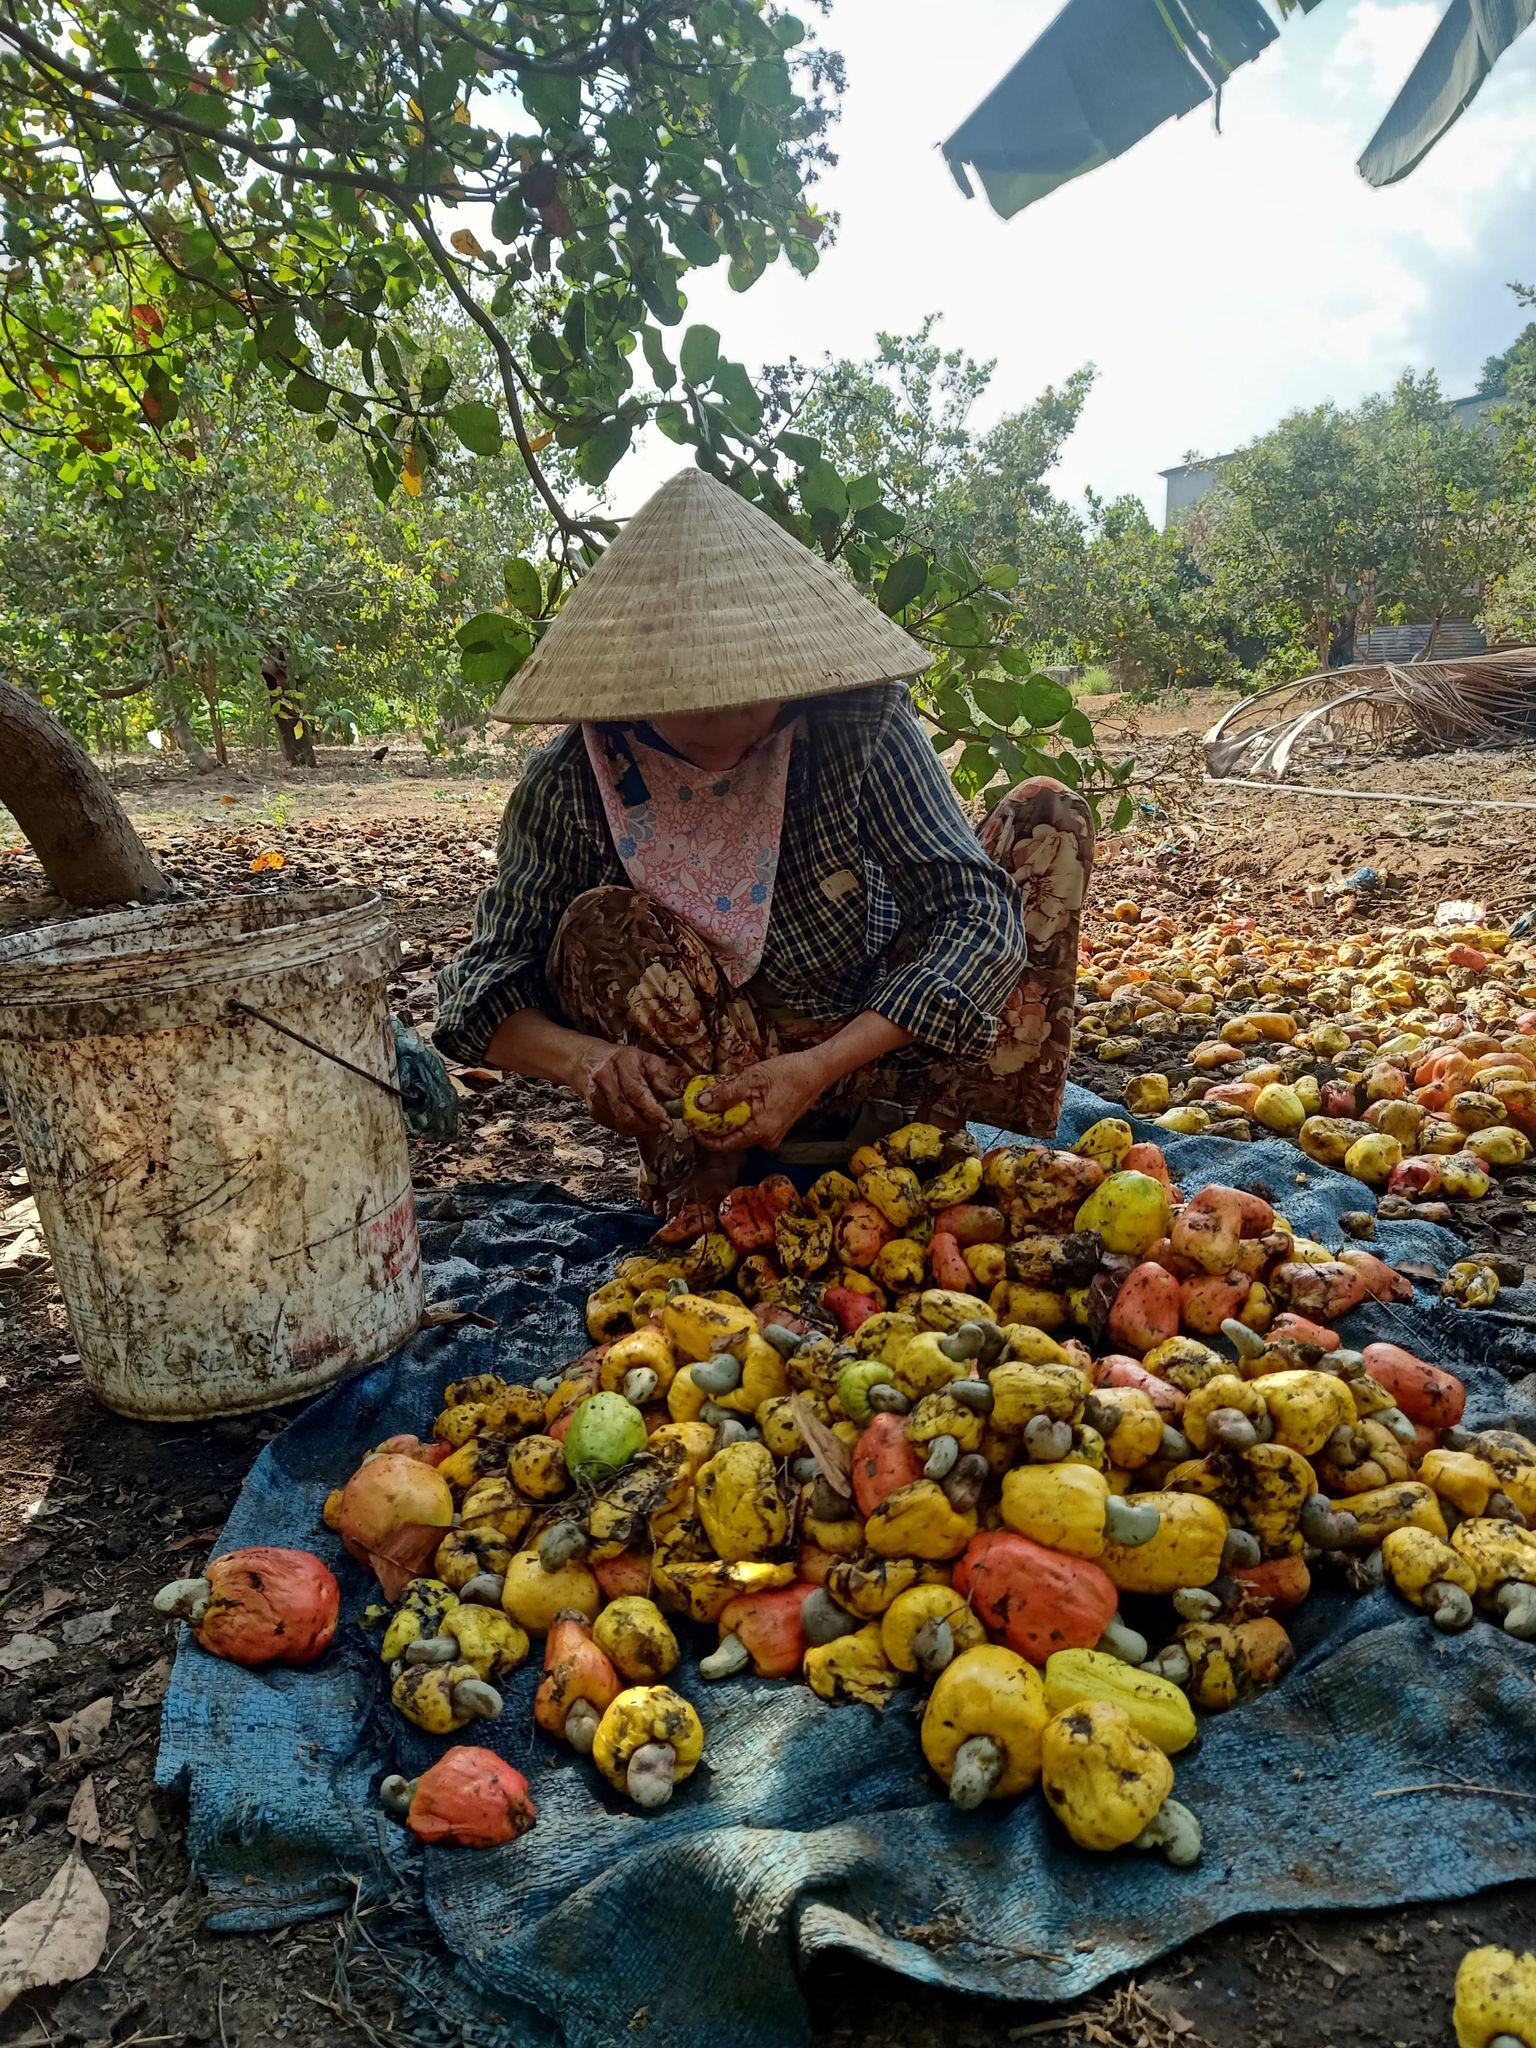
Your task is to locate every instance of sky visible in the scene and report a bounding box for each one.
[615,0,1536,525]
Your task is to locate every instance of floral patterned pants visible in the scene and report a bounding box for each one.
[548,778,1095,1200]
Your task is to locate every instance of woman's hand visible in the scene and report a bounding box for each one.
[572,1043,687,1137]
[693,1051,830,1154]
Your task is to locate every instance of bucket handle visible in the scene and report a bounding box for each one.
[227,999,405,1105]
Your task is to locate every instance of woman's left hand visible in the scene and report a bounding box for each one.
[693,1051,831,1153]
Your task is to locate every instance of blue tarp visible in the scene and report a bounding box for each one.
[158,1087,1536,2047]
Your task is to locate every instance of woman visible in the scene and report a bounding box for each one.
[436,469,1093,1230]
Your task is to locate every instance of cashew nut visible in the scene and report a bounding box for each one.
[1133,1796,1203,1866]
[948,1733,1004,1810]
[626,1740,678,1809]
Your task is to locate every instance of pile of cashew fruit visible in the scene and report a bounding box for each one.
[153,1113,1536,1867]
[1080,908,1536,1304]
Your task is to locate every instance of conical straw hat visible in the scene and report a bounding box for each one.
[492,467,928,722]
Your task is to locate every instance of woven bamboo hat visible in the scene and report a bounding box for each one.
[492,466,928,722]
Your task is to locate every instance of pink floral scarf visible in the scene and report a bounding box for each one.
[581,721,796,987]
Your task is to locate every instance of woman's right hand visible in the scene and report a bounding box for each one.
[572,1043,686,1137]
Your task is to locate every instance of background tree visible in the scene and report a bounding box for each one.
[0,11,1134,816]
[1187,404,1381,672]
[1479,284,1536,648]
[0,302,551,758]
[1358,370,1515,648]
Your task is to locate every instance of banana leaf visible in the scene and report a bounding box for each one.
[945,0,1532,217]
[942,0,1284,218]
[1357,0,1536,186]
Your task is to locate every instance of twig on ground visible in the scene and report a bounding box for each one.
[1374,1781,1536,1803]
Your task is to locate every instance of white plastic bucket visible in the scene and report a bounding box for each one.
[0,889,423,1420]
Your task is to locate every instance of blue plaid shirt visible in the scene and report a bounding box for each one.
[434,684,1028,1065]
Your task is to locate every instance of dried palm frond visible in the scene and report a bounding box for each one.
[1204,648,1536,780]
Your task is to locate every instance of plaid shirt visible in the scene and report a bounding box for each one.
[434,683,1028,1065]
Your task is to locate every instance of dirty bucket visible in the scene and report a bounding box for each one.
[0,889,423,1420]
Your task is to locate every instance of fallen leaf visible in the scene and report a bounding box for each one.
[249,848,286,873]
[0,1538,48,1595]
[121,1658,171,1709]
[66,1777,100,1846]
[421,1302,495,1330]
[3,1587,73,1631]
[135,1796,162,1843]
[0,1852,110,2015]
[59,1607,118,1648]
[49,1696,112,1761]
[0,1633,57,1673]
[790,1397,852,1498]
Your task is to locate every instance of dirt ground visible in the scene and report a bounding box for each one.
[3,707,1536,2047]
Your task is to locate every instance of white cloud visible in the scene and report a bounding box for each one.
[614,0,1536,525]
[1324,0,1441,100]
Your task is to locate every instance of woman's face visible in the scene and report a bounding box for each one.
[651,703,781,771]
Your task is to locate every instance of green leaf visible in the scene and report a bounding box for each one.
[1111,795,1135,831]
[846,472,881,511]
[853,503,907,541]
[575,417,631,484]
[654,400,690,442]
[679,324,720,384]
[932,603,986,648]
[995,649,1037,677]
[528,329,567,375]
[444,401,504,456]
[971,676,1023,727]
[952,741,998,796]
[492,193,530,242]
[878,552,929,616]
[203,0,261,22]
[712,359,762,429]
[522,71,581,130]
[503,558,542,613]
[457,611,519,652]
[420,355,452,406]
[285,372,329,414]
[670,214,722,266]
[1019,677,1075,726]
[461,644,518,688]
[1059,707,1095,746]
[742,57,794,107]
[776,430,822,464]
[563,295,588,361]
[985,564,1020,591]
[290,8,341,83]
[932,680,974,731]
[641,327,676,391]
[774,13,807,45]
[800,459,848,522]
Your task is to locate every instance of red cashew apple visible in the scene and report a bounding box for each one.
[153,1546,339,1666]
[381,1746,537,1848]
[852,1413,926,1519]
[955,1530,1118,1665]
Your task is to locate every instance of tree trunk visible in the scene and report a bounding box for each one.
[202,663,229,768]
[262,650,315,768]
[166,703,215,771]
[0,683,169,907]
[1313,606,1332,671]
